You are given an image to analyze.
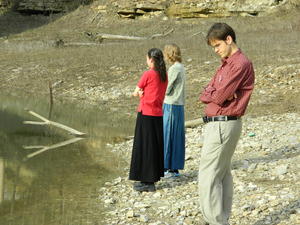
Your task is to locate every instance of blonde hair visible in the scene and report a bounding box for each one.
[163,44,182,63]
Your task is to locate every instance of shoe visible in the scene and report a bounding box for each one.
[133,181,143,188]
[133,183,156,192]
[164,171,172,178]
[164,171,180,178]
[173,172,180,177]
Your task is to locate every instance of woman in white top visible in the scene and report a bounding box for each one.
[163,44,186,178]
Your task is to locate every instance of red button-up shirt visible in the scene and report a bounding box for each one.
[137,69,168,116]
[199,49,255,117]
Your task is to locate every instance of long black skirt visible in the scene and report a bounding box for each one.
[129,112,164,183]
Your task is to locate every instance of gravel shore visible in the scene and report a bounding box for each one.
[100,113,300,225]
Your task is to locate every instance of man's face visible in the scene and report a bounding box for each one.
[209,37,232,58]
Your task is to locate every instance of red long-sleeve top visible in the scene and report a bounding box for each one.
[137,69,168,116]
[199,49,255,117]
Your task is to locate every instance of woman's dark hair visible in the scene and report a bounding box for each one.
[147,48,167,82]
[206,23,236,45]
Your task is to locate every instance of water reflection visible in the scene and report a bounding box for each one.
[0,93,133,225]
[0,157,3,203]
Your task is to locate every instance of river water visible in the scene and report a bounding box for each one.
[0,93,133,225]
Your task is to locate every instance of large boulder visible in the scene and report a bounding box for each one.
[116,1,167,18]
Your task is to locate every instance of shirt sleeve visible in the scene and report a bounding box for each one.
[199,76,216,104]
[165,66,179,96]
[137,71,149,89]
[208,64,248,106]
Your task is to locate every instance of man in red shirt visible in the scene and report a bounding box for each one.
[198,23,255,225]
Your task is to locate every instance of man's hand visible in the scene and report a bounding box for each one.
[227,93,237,101]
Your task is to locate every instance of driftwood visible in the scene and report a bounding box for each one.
[184,118,203,128]
[126,118,203,140]
[63,42,102,46]
[24,110,86,136]
[190,31,206,37]
[84,28,174,42]
[24,137,84,159]
[54,29,174,47]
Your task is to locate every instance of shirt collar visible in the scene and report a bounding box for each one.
[221,48,242,64]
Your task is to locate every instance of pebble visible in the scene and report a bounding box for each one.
[100,113,300,225]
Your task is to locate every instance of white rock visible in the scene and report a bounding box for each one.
[275,165,288,175]
[139,215,149,222]
[126,210,135,218]
[134,202,150,208]
[104,198,115,204]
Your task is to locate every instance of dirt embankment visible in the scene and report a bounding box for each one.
[0,2,299,122]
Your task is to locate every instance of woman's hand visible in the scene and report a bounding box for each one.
[138,90,144,97]
[132,86,143,97]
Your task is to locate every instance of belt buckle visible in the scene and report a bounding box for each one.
[224,116,228,121]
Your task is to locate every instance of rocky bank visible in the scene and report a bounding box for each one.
[100,113,300,225]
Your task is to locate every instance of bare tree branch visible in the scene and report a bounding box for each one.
[24,110,86,136]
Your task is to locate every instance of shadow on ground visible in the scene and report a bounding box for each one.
[0,9,65,37]
[232,143,300,170]
[253,199,300,225]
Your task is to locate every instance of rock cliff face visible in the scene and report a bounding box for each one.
[16,0,75,13]
[1,0,91,13]
[0,0,8,8]
[113,0,299,18]
[1,0,300,16]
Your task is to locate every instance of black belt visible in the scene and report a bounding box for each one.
[202,116,239,123]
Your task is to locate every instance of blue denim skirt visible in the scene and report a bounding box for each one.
[163,103,185,170]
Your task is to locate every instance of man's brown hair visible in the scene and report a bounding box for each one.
[206,23,236,45]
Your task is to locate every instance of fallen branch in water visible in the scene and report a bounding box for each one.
[48,81,53,119]
[23,110,86,159]
[24,137,84,159]
[24,110,86,136]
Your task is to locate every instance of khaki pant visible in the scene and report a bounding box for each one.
[198,120,242,225]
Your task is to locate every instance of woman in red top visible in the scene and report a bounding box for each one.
[129,48,168,192]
